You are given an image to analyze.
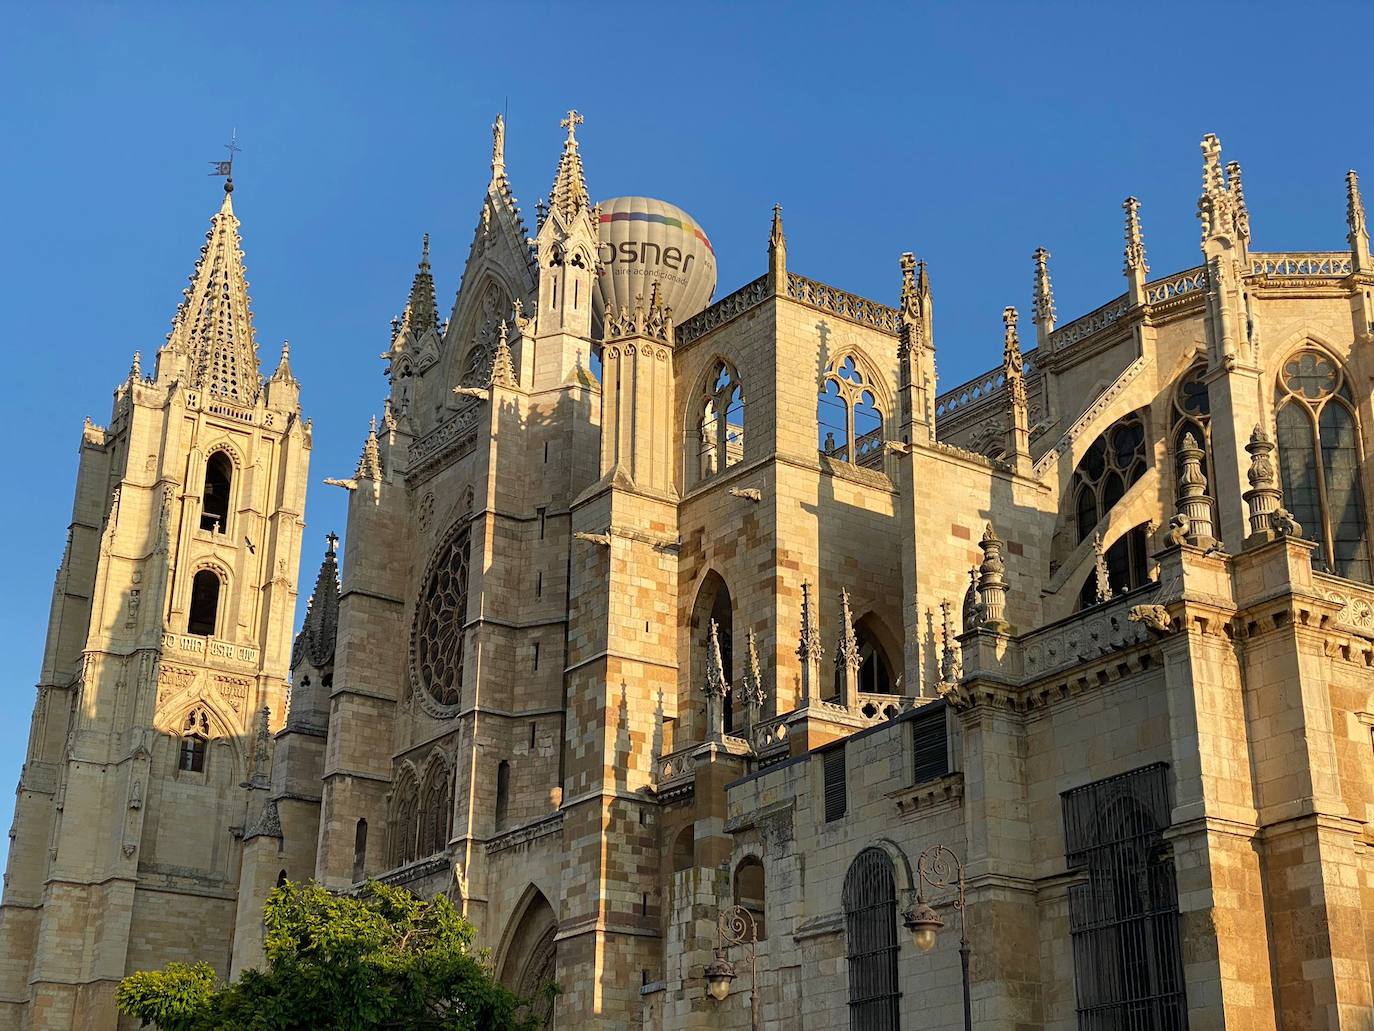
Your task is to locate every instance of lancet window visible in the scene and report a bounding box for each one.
[388,769,420,868]
[1170,363,1216,525]
[693,359,744,485]
[178,707,210,773]
[733,856,767,940]
[200,451,232,533]
[417,761,453,858]
[834,617,894,697]
[818,355,884,467]
[1077,523,1152,609]
[187,569,222,637]
[1273,350,1371,582]
[1072,411,1148,543]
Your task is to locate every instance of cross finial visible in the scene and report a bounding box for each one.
[326,531,338,556]
[560,109,584,139]
[208,129,242,194]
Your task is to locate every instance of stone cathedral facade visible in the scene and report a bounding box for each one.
[1,116,1373,1031]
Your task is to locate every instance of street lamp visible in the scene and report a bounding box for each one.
[902,843,970,1031]
[704,904,760,1029]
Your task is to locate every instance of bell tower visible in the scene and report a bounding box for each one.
[0,176,310,1030]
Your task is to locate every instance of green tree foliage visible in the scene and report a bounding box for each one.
[116,880,550,1031]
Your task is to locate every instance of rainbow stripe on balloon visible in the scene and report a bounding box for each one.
[599,210,714,255]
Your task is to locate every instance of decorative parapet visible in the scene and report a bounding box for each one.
[1048,294,1130,351]
[676,275,769,344]
[406,402,481,476]
[1019,584,1161,684]
[1144,265,1208,305]
[935,358,1041,420]
[375,854,450,888]
[485,812,564,855]
[1314,572,1374,638]
[751,714,790,757]
[653,736,752,798]
[1249,252,1352,277]
[785,273,901,334]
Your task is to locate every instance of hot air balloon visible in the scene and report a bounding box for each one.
[594,196,717,327]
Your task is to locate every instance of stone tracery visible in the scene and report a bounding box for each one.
[411,522,472,709]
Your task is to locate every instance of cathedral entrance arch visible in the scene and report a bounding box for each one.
[497,886,559,1027]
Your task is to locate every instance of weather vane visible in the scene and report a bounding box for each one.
[209,130,241,190]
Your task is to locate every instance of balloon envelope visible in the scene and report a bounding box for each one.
[594,197,717,325]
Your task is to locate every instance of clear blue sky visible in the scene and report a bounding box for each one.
[0,2,1367,869]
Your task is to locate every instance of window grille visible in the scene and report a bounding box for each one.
[823,746,847,822]
[843,847,900,1031]
[1062,763,1188,1031]
[911,703,949,783]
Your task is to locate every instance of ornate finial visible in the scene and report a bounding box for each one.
[1348,170,1370,272]
[560,109,584,139]
[1092,532,1114,604]
[1002,306,1028,418]
[355,415,382,487]
[326,531,339,557]
[208,130,240,194]
[743,630,765,713]
[768,204,788,290]
[959,567,977,628]
[1242,424,1284,545]
[835,589,860,672]
[1123,197,1149,279]
[488,320,517,388]
[705,620,728,698]
[938,600,960,686]
[976,523,1009,631]
[1227,160,1250,244]
[1176,431,1215,548]
[770,204,784,248]
[898,252,925,357]
[251,704,271,782]
[797,581,823,704]
[491,113,506,180]
[1031,248,1055,340]
[129,351,142,381]
[421,233,430,268]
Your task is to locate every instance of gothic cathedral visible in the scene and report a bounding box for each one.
[3,116,1374,1029]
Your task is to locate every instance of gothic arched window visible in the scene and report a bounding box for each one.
[1078,523,1152,609]
[843,847,900,1030]
[412,524,472,708]
[178,707,210,773]
[200,451,232,533]
[1170,363,1216,524]
[1072,411,1148,543]
[418,762,453,858]
[693,359,745,485]
[1274,350,1372,582]
[819,355,885,466]
[187,569,222,637]
[389,770,419,868]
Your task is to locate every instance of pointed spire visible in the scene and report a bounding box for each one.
[166,186,262,402]
[742,629,766,715]
[1092,532,1113,604]
[491,113,506,181]
[129,351,142,382]
[270,340,294,382]
[938,600,959,687]
[1226,160,1250,248]
[835,589,860,710]
[549,110,591,222]
[1123,196,1149,304]
[395,234,439,341]
[250,704,272,784]
[768,204,787,290]
[1031,248,1056,344]
[1348,170,1370,273]
[356,416,382,482]
[1003,307,1031,474]
[488,320,517,388]
[704,619,728,743]
[797,581,823,705]
[898,252,923,355]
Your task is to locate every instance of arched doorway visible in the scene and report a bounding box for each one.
[499,888,559,1027]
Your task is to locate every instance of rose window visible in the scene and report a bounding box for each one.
[412,525,470,706]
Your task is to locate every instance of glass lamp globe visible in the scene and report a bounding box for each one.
[704,951,736,1001]
[902,902,944,952]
